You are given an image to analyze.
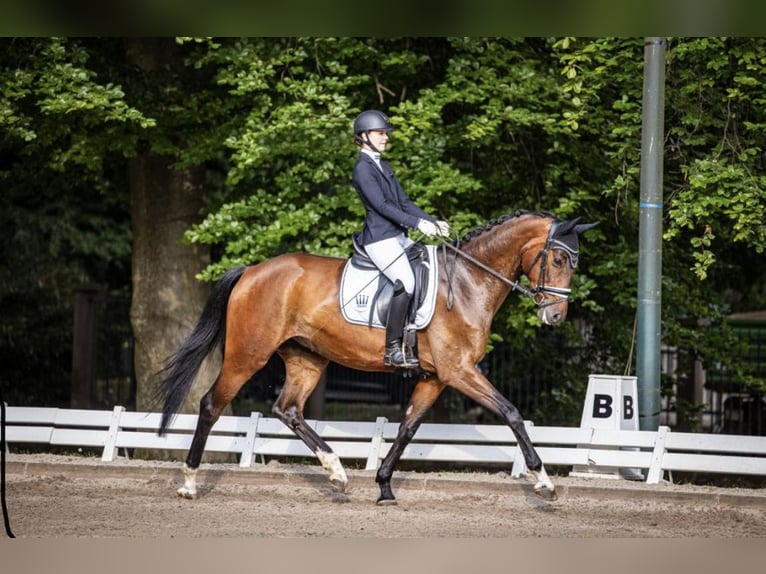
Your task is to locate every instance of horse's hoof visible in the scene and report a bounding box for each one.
[534,486,557,502]
[329,476,348,493]
[177,487,196,500]
[376,497,398,506]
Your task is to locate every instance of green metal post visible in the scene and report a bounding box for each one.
[637,37,666,431]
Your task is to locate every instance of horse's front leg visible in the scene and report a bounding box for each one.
[501,402,556,499]
[446,365,556,500]
[376,376,445,505]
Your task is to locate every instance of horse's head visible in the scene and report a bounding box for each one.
[521,216,599,325]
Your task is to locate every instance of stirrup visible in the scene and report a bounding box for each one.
[384,341,419,368]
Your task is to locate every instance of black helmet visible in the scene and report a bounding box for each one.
[353,110,394,137]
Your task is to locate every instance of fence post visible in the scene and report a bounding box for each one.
[101,405,126,462]
[71,284,102,409]
[239,411,262,468]
[645,425,670,484]
[366,416,388,470]
[510,421,533,477]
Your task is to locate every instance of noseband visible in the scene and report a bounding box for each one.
[440,220,577,310]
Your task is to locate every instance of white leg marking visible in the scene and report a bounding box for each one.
[177,463,197,499]
[316,450,348,492]
[530,465,556,497]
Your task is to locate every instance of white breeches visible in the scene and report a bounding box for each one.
[364,234,415,295]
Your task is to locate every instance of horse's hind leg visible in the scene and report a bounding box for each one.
[273,345,348,492]
[376,376,445,505]
[178,360,267,499]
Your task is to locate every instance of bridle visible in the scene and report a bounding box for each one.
[523,220,578,306]
[439,220,578,310]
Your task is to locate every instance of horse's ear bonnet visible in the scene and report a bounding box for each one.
[550,217,599,268]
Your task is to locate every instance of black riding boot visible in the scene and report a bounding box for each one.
[383,282,419,369]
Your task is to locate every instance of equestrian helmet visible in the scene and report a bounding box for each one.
[353,110,394,137]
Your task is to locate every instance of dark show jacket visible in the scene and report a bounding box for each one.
[352,152,436,246]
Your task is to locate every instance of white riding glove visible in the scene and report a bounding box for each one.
[436,220,451,237]
[417,219,438,237]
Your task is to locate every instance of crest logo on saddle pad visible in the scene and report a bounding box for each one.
[355,293,369,308]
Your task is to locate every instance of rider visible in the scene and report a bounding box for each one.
[351,109,450,369]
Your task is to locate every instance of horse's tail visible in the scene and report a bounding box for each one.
[157,265,247,436]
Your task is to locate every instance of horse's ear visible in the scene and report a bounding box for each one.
[574,221,599,235]
[554,217,579,236]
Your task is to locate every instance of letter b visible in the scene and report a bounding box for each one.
[624,395,634,420]
[593,394,613,418]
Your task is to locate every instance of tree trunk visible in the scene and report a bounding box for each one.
[127,39,229,461]
[129,152,218,407]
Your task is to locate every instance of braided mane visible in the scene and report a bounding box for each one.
[457,210,555,245]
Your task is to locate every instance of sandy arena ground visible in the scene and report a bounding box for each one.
[4,453,766,538]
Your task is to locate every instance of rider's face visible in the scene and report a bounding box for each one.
[364,129,389,152]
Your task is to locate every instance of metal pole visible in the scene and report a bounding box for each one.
[637,37,665,431]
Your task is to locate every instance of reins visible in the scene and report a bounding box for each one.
[436,222,573,310]
[438,239,538,298]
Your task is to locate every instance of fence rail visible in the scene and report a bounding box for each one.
[5,406,766,484]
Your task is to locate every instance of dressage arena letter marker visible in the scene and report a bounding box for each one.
[571,374,644,480]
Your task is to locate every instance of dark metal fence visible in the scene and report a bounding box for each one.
[72,287,135,411]
[659,320,766,436]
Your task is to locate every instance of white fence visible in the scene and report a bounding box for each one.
[5,405,766,484]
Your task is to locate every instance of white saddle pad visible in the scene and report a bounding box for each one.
[339,245,439,329]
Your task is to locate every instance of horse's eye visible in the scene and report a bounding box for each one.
[552,255,564,268]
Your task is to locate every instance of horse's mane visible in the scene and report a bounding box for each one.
[457,210,555,245]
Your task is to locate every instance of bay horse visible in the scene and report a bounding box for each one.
[158,210,598,504]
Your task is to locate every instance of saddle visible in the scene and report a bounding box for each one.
[348,232,431,328]
[339,235,439,368]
